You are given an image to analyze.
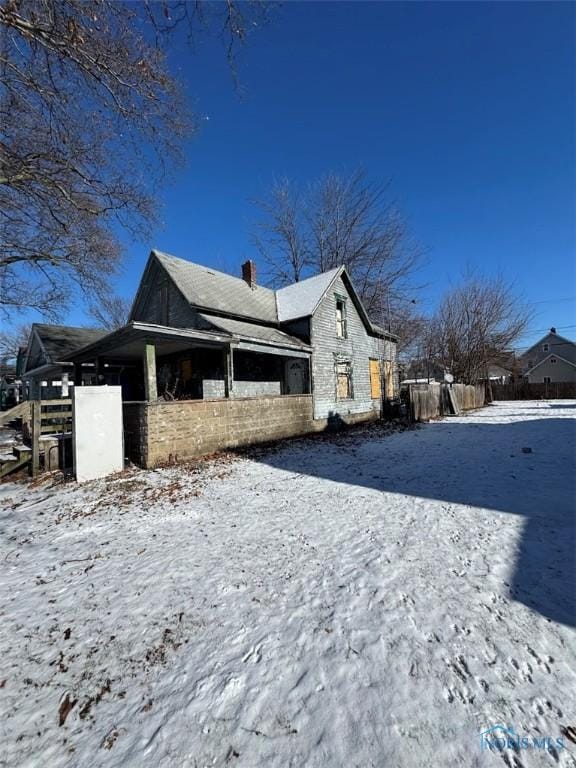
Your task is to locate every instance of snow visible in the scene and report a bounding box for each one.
[1,400,575,768]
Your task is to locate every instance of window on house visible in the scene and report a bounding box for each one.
[550,357,557,364]
[543,376,551,384]
[336,361,353,399]
[369,359,381,399]
[543,344,549,352]
[335,297,347,338]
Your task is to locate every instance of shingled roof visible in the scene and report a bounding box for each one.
[144,250,395,339]
[33,324,107,363]
[198,313,310,349]
[276,267,342,322]
[155,251,278,324]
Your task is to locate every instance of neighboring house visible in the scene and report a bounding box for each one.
[399,358,445,385]
[0,364,19,410]
[62,250,398,466]
[519,328,576,384]
[22,324,107,399]
[485,363,513,384]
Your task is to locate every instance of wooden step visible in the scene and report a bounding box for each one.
[0,453,30,479]
[13,445,32,459]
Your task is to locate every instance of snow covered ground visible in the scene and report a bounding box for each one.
[1,400,575,768]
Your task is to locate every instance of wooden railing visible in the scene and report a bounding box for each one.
[37,399,73,434]
[0,400,31,427]
[31,399,73,476]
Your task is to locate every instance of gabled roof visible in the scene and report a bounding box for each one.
[520,330,575,359]
[276,267,342,322]
[154,250,277,324]
[135,250,396,341]
[28,324,106,369]
[523,352,576,376]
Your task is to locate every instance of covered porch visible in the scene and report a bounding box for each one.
[65,322,315,466]
[65,321,312,402]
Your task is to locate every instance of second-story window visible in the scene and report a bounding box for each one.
[543,343,549,352]
[335,297,347,338]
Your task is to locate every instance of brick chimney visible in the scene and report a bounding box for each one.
[241,259,257,288]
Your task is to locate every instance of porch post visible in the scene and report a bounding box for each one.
[29,377,40,400]
[61,372,69,398]
[95,357,103,385]
[31,400,41,478]
[143,343,158,402]
[224,345,234,398]
[73,363,83,387]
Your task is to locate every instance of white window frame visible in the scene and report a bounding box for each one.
[335,295,347,339]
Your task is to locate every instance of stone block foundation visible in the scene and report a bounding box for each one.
[123,395,379,467]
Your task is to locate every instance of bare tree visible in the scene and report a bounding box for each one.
[252,179,308,284]
[251,169,422,326]
[0,0,266,319]
[388,301,429,359]
[0,323,30,365]
[428,274,531,385]
[88,294,131,331]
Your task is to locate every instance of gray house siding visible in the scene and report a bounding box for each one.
[526,357,576,384]
[131,258,397,412]
[310,276,382,420]
[280,318,311,344]
[132,260,205,329]
[521,332,576,369]
[520,332,576,383]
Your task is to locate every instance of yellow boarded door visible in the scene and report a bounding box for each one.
[369,359,381,399]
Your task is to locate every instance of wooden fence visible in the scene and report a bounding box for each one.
[408,383,485,422]
[491,381,576,400]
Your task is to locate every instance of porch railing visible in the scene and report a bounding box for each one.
[30,399,73,476]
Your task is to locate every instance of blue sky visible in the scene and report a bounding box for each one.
[79,1,574,351]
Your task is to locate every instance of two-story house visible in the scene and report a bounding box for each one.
[59,250,397,466]
[520,328,576,384]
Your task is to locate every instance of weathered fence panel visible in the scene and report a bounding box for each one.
[408,383,485,422]
[492,382,576,400]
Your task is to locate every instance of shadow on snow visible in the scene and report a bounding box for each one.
[249,410,576,628]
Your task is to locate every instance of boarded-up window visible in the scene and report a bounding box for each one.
[369,359,381,399]
[336,361,352,399]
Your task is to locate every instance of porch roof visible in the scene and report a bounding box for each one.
[64,321,312,363]
[198,313,310,350]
